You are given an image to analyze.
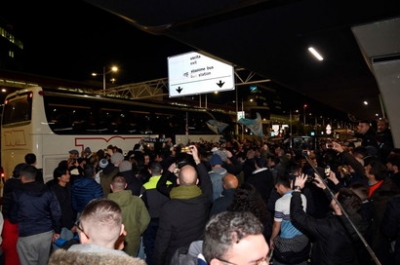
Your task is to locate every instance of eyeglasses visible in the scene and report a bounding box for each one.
[216,256,270,265]
[76,220,89,239]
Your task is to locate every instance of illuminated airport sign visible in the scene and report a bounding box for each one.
[168,51,235,97]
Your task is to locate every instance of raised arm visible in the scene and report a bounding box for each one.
[156,163,175,198]
[331,142,365,178]
[188,144,213,202]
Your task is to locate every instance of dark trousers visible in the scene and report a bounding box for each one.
[143,219,160,265]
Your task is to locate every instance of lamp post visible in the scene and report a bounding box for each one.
[92,65,118,94]
[289,110,293,148]
[303,104,308,125]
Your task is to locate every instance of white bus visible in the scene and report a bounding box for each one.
[1,86,234,183]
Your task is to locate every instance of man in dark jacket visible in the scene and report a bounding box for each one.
[376,119,394,162]
[381,194,400,265]
[153,145,213,265]
[47,165,77,252]
[365,158,399,265]
[356,120,378,149]
[10,165,62,265]
[245,156,274,206]
[140,161,172,265]
[290,174,368,265]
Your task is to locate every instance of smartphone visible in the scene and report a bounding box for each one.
[324,166,331,177]
[181,146,191,152]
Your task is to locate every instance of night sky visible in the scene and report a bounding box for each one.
[1,0,193,84]
[1,0,343,118]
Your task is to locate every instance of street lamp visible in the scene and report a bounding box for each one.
[91,65,118,94]
[303,104,308,125]
[289,110,293,148]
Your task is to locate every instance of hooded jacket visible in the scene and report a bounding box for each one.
[10,181,61,237]
[107,190,150,256]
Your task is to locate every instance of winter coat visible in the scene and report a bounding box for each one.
[381,194,400,265]
[209,188,235,218]
[108,190,150,256]
[153,163,212,265]
[369,177,399,264]
[141,175,171,219]
[246,167,274,205]
[10,181,62,237]
[49,182,77,229]
[290,191,366,265]
[71,177,103,213]
[48,244,147,265]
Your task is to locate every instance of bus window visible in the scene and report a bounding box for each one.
[169,112,186,134]
[128,110,152,134]
[2,93,32,125]
[98,108,122,133]
[188,111,213,134]
[46,104,90,133]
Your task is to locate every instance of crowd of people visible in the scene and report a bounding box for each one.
[0,118,399,265]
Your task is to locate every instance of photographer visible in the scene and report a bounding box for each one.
[154,145,213,265]
[301,152,331,219]
[290,174,368,265]
[329,141,368,186]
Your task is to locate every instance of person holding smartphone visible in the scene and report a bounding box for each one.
[290,174,369,265]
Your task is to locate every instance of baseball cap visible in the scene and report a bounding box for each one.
[69,149,79,155]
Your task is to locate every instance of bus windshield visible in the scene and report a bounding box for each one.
[2,92,32,126]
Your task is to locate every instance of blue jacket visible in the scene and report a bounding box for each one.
[10,181,62,237]
[72,177,103,213]
[208,167,227,201]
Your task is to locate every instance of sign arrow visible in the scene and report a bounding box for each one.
[168,52,234,97]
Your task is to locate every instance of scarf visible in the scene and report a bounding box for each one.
[368,180,384,198]
[170,185,202,199]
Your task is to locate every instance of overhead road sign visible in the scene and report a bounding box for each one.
[168,51,235,98]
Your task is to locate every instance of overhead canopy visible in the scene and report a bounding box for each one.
[83,0,399,121]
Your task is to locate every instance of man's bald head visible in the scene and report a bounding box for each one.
[178,165,198,185]
[223,173,238,190]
